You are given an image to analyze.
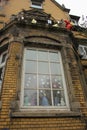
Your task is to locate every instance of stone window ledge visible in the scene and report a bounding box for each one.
[10,110,81,118]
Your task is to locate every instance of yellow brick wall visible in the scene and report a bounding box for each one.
[0,42,22,129]
[0,36,87,129]
[0,0,70,29]
[0,1,87,129]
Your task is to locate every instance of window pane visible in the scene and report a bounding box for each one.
[0,67,4,80]
[0,68,2,91]
[38,62,49,74]
[24,90,37,106]
[38,51,48,61]
[38,75,50,88]
[32,2,41,6]
[25,49,37,60]
[52,76,63,89]
[53,90,66,106]
[50,63,61,75]
[1,53,7,63]
[39,90,52,106]
[0,52,7,64]
[24,74,37,88]
[49,52,59,62]
[25,61,37,73]
[0,68,2,80]
[31,2,42,9]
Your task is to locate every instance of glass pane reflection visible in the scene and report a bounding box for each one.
[1,53,7,63]
[24,74,37,88]
[49,52,59,62]
[53,90,66,106]
[25,61,37,73]
[38,51,48,61]
[39,75,50,88]
[39,90,51,106]
[25,49,37,60]
[24,90,37,106]
[52,76,63,89]
[38,62,49,74]
[50,63,61,75]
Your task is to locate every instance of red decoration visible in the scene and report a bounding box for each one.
[64,20,70,25]
[64,20,72,30]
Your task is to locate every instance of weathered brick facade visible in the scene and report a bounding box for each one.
[0,0,87,130]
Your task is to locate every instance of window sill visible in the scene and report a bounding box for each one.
[10,110,81,118]
[30,6,43,10]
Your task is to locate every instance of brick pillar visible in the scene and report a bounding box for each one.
[0,41,22,129]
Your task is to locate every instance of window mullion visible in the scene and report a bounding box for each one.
[48,51,53,106]
[21,48,26,107]
[0,55,2,64]
[37,50,39,106]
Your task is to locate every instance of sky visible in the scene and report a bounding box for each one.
[55,0,87,18]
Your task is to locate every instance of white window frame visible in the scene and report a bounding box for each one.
[78,45,87,59]
[20,48,69,111]
[0,51,7,92]
[30,1,42,9]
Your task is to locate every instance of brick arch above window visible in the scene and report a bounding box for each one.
[24,35,61,46]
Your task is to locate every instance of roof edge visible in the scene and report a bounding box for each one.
[51,0,70,13]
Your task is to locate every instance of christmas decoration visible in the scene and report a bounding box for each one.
[64,20,73,30]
